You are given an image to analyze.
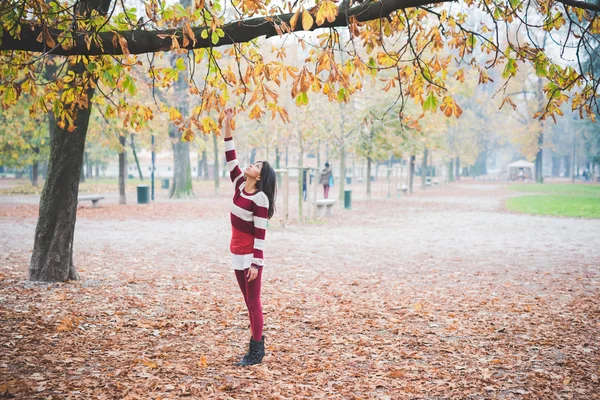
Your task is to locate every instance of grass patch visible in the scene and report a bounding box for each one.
[509,183,600,196]
[506,194,600,218]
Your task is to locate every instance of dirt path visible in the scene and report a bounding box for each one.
[1,181,599,399]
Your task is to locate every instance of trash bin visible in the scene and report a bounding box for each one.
[137,185,150,204]
[344,189,352,210]
[161,178,170,189]
[346,177,352,184]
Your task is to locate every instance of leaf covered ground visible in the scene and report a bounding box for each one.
[1,181,599,399]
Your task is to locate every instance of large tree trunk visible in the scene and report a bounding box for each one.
[31,160,39,187]
[29,0,109,282]
[408,155,415,193]
[420,147,428,189]
[118,134,126,204]
[29,79,94,282]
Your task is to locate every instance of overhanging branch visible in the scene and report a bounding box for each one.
[555,0,600,12]
[1,0,456,56]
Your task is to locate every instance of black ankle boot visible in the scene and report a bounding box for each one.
[235,336,265,366]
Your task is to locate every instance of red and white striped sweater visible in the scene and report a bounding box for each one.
[225,137,268,267]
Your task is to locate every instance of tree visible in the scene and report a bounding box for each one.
[3,0,600,281]
[0,96,49,186]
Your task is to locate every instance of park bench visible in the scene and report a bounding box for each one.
[314,199,336,217]
[78,195,104,208]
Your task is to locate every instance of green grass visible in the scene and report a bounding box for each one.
[509,183,600,196]
[506,194,600,218]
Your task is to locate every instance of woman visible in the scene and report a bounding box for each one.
[222,108,277,366]
[320,162,333,199]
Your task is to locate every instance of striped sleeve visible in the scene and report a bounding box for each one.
[251,192,269,267]
[224,137,244,190]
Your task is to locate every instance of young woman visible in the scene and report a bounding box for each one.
[222,108,277,366]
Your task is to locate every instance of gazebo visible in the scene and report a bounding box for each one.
[508,160,535,181]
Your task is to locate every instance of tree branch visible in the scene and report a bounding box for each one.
[555,0,600,12]
[1,0,456,56]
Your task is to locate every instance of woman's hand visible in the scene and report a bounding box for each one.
[224,108,234,122]
[222,108,234,139]
[247,266,258,282]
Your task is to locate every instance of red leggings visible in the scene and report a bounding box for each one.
[235,267,263,341]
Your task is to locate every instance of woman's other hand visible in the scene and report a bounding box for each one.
[247,266,258,282]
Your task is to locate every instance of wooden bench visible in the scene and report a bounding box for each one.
[398,184,408,195]
[314,199,336,217]
[78,195,104,208]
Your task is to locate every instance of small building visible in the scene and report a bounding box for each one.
[507,160,535,181]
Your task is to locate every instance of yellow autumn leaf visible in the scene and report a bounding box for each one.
[302,9,313,30]
[141,359,157,369]
[197,355,208,368]
[289,8,300,30]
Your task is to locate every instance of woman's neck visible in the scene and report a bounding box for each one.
[245,178,258,193]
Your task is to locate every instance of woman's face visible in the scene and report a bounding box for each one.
[245,161,263,180]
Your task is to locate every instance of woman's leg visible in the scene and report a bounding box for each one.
[235,269,253,333]
[244,267,263,341]
[324,184,330,199]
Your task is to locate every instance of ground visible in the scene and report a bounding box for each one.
[1,179,599,399]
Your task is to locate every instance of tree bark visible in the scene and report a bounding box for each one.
[448,159,454,182]
[29,76,94,282]
[420,147,428,189]
[31,161,39,187]
[118,134,126,205]
[95,162,100,179]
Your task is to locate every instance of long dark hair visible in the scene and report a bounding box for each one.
[257,161,277,219]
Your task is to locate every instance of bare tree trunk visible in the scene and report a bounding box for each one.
[95,162,100,180]
[118,134,126,205]
[448,159,454,182]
